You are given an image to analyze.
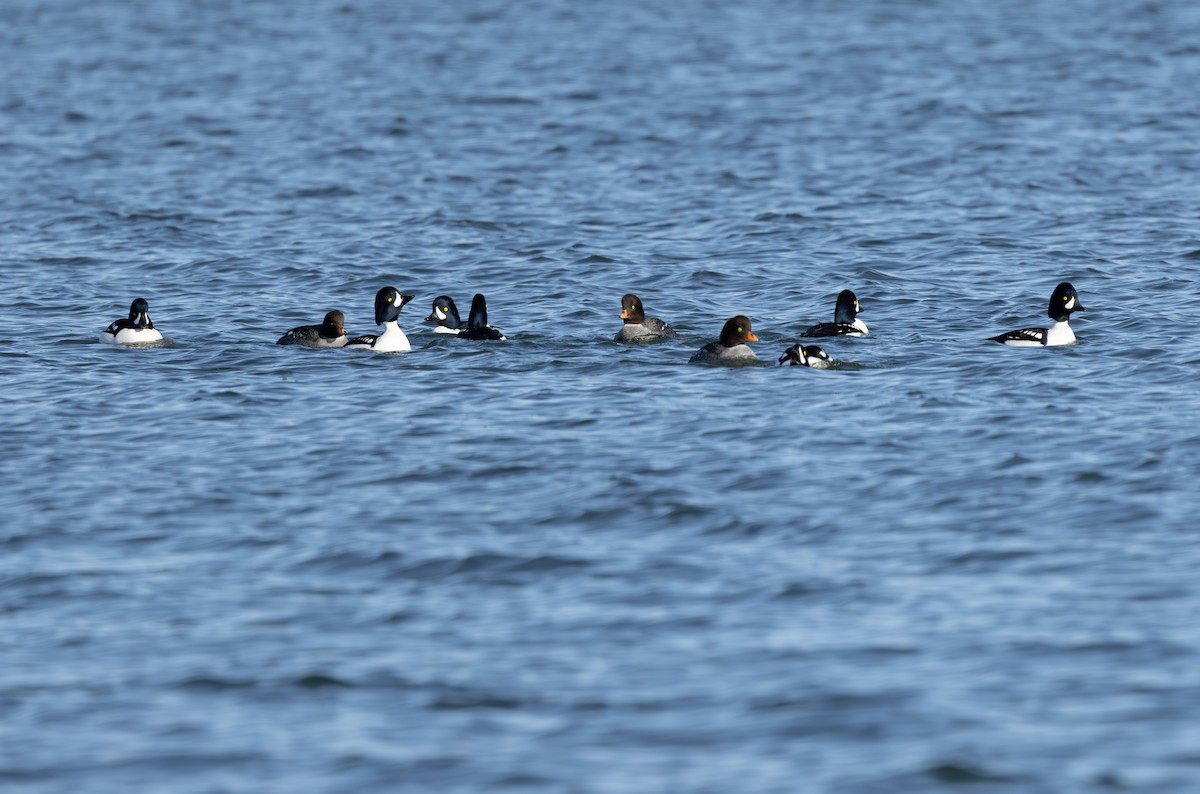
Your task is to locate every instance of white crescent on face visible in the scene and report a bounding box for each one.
[1064,295,1077,309]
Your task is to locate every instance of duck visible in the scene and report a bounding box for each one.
[425,296,467,334]
[989,282,1085,346]
[800,289,868,337]
[275,310,348,348]
[344,287,415,352]
[688,315,758,364]
[100,297,164,344]
[614,293,680,342]
[458,293,506,340]
[777,343,833,368]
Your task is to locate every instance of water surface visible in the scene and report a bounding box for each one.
[3,1,1200,792]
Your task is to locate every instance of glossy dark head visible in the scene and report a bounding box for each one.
[833,289,861,324]
[320,310,346,339]
[127,297,153,328]
[374,287,415,325]
[1047,282,1084,322]
[718,315,758,348]
[467,293,489,331]
[620,293,645,324]
[777,343,831,367]
[426,295,461,326]
[778,344,804,366]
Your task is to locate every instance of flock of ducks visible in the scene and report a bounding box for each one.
[100,281,1086,367]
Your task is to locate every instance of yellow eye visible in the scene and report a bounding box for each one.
[736,326,743,332]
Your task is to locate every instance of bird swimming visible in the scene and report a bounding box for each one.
[988,282,1085,347]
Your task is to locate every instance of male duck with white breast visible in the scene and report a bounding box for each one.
[100,297,164,345]
[345,287,416,352]
[989,282,1085,346]
[800,289,868,338]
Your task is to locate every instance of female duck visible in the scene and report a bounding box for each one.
[615,293,680,342]
[100,297,164,344]
[276,310,347,348]
[689,315,758,364]
[345,287,415,352]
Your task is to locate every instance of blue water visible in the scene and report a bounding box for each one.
[4,1,1200,791]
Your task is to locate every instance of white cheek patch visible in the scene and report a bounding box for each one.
[1065,296,1077,309]
[435,307,446,319]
